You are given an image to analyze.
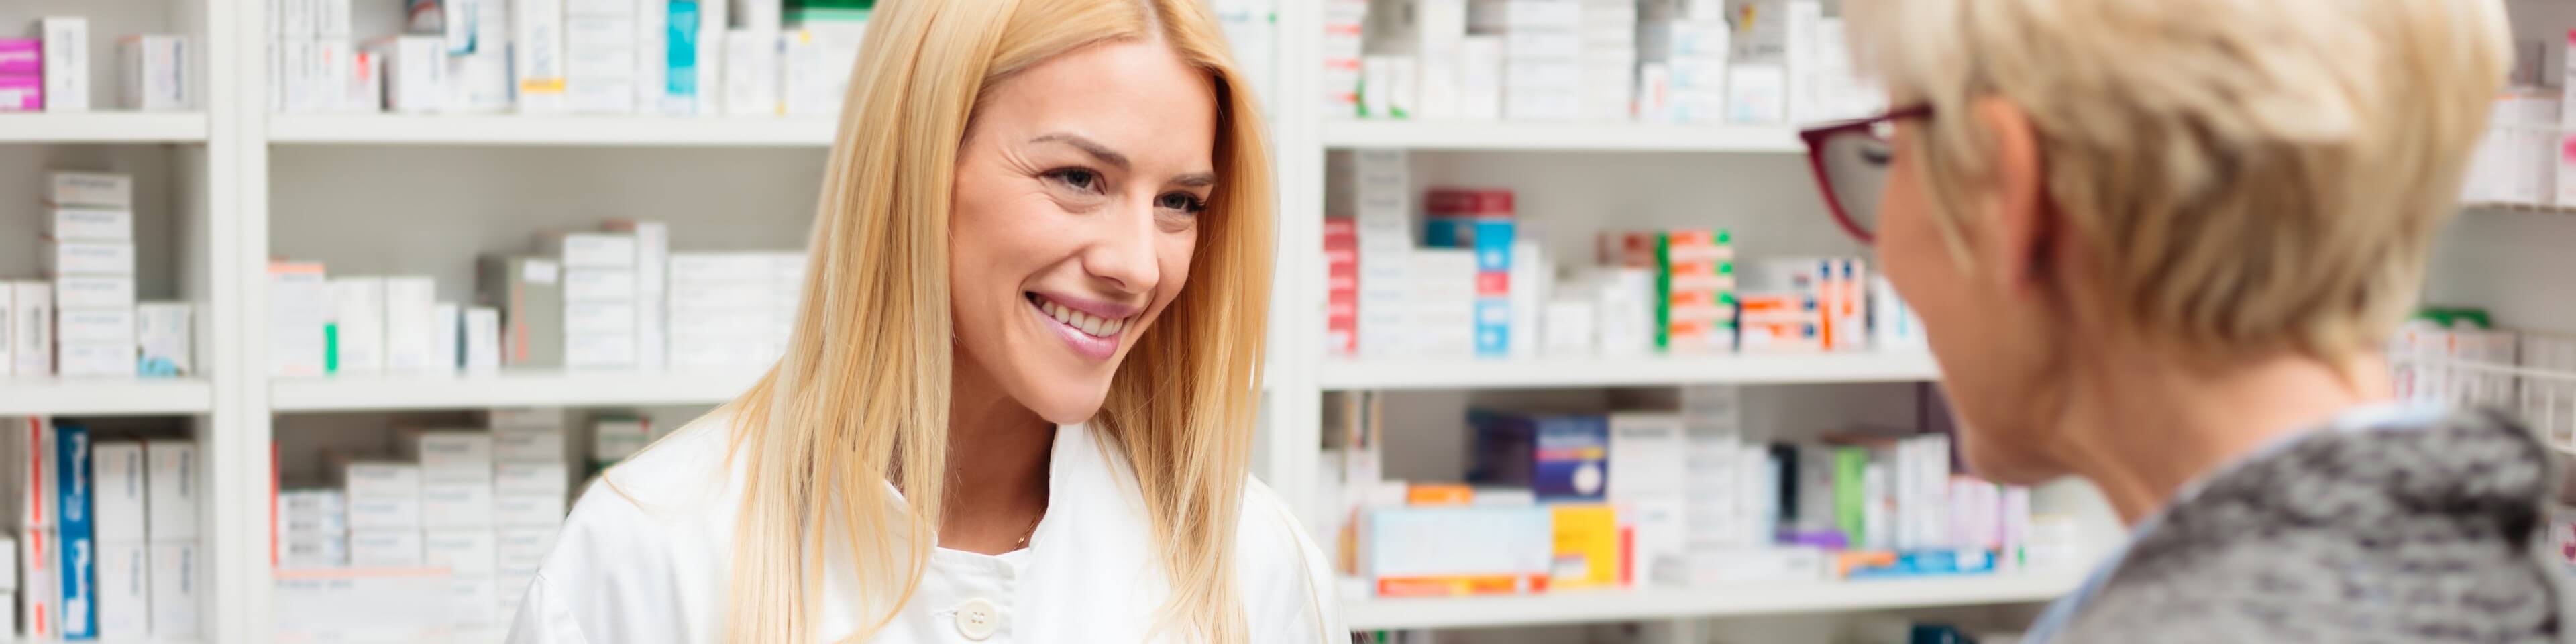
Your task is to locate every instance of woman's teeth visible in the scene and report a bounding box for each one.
[1040,298,1126,337]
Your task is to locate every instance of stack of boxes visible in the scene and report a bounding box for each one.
[0,425,197,641]
[606,221,670,371]
[1654,229,1736,354]
[588,415,654,473]
[1422,189,1516,357]
[341,460,424,569]
[1721,0,1790,125]
[1323,0,1368,117]
[1,38,41,111]
[409,430,499,629]
[490,409,570,621]
[568,0,640,113]
[38,17,89,112]
[667,252,805,368]
[46,172,139,378]
[8,419,58,639]
[1474,0,1579,121]
[278,488,349,568]
[1606,411,1685,588]
[1324,219,1360,356]
[142,441,199,639]
[1330,150,1415,358]
[1637,0,1730,123]
[1575,0,1638,120]
[559,232,642,370]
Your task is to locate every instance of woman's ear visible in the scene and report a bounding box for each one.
[1970,96,2055,297]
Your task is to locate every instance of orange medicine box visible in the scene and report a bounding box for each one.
[1550,504,1623,589]
[1407,484,1475,506]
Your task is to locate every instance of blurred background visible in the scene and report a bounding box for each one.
[0,0,2567,642]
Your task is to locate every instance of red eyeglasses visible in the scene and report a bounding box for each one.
[1799,104,1933,246]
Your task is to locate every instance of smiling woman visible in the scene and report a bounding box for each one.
[500,0,1339,642]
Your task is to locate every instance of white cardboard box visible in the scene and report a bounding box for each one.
[93,441,148,543]
[7,282,47,376]
[44,240,136,276]
[269,262,329,376]
[95,541,148,639]
[117,34,190,111]
[465,306,501,374]
[564,302,640,334]
[383,276,439,374]
[373,36,447,113]
[564,269,639,303]
[272,568,451,641]
[46,209,132,241]
[406,431,495,482]
[493,493,568,528]
[40,17,89,113]
[56,307,135,344]
[451,575,500,629]
[348,496,423,531]
[496,527,561,571]
[351,529,427,567]
[148,542,199,638]
[490,430,568,462]
[432,302,461,373]
[566,332,639,369]
[341,460,423,500]
[59,341,136,377]
[329,278,388,373]
[425,529,498,577]
[46,172,131,208]
[493,462,570,496]
[145,441,198,541]
[421,480,496,528]
[54,276,135,309]
[137,302,191,376]
[559,233,638,268]
[722,30,779,116]
[514,0,570,113]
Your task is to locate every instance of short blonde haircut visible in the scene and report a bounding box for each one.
[1848,0,2511,358]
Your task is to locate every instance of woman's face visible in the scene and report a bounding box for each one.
[949,40,1218,425]
[1875,104,2067,485]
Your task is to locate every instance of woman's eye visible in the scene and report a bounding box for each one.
[1046,168,1102,192]
[1157,192,1209,213]
[1860,142,1894,166]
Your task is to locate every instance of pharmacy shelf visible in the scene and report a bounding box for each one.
[266,115,840,147]
[0,378,215,416]
[1320,119,1805,153]
[0,112,210,143]
[2465,201,2576,214]
[268,369,767,412]
[1316,352,1940,390]
[1342,573,2083,631]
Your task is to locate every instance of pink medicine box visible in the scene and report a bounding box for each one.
[0,39,38,76]
[0,75,41,111]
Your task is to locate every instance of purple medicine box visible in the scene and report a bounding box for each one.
[0,39,39,76]
[0,75,42,111]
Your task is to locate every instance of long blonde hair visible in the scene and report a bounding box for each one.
[716,0,1271,641]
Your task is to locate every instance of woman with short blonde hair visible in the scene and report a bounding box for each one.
[506,0,1340,641]
[1805,0,2564,640]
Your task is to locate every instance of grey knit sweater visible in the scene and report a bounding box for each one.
[2049,407,2574,643]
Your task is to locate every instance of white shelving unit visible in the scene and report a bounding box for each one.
[0,378,216,416]
[0,112,212,143]
[1344,574,2086,631]
[1321,119,1804,153]
[1317,352,1941,390]
[86,0,2576,639]
[267,115,839,147]
[268,370,767,412]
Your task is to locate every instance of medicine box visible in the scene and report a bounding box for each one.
[382,276,439,373]
[329,278,388,374]
[117,35,189,111]
[424,529,498,577]
[1468,410,1610,502]
[494,461,570,496]
[44,240,135,276]
[46,209,132,241]
[1362,505,1552,596]
[268,262,329,376]
[9,283,50,376]
[144,441,197,541]
[92,441,146,543]
[496,526,560,572]
[148,542,197,637]
[137,302,191,376]
[559,233,638,268]
[421,480,495,528]
[95,541,146,639]
[57,421,97,639]
[272,568,452,641]
[449,576,500,629]
[53,276,132,311]
[1607,413,1686,500]
[1550,504,1621,589]
[56,307,135,344]
[40,17,87,113]
[479,256,565,368]
[350,529,426,568]
[0,38,36,75]
[494,492,568,527]
[60,341,136,377]
[491,429,568,462]
[370,36,445,113]
[404,431,495,482]
[340,460,422,502]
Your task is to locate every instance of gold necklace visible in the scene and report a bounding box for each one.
[1013,509,1045,549]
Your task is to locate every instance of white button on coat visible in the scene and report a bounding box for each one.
[503,416,1344,643]
[954,598,1000,640]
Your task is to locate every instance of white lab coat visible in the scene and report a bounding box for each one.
[504,414,1344,643]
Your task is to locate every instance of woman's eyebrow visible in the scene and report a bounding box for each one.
[1173,173,1216,188]
[1030,133,1130,172]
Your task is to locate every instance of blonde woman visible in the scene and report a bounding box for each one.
[1806,0,2565,641]
[504,0,1340,641]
